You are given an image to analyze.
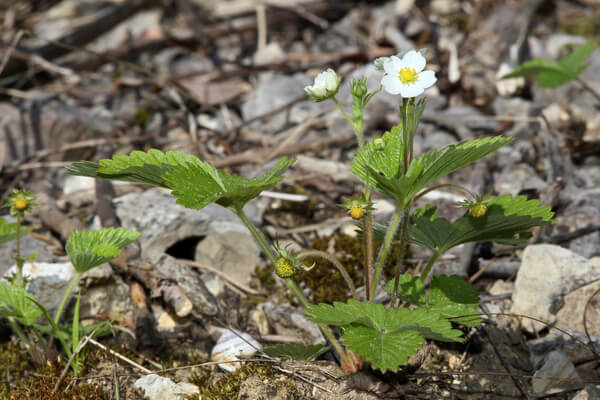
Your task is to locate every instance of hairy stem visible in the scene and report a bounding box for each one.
[390,209,410,307]
[234,207,277,267]
[363,212,373,301]
[331,97,363,147]
[297,250,358,301]
[15,213,23,287]
[370,206,403,296]
[54,272,81,324]
[421,251,441,282]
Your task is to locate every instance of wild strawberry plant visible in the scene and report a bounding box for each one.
[66,48,554,373]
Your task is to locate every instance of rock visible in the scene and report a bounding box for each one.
[493,163,545,196]
[422,129,456,152]
[194,219,261,285]
[425,105,499,140]
[76,264,132,320]
[262,302,325,345]
[572,385,600,400]
[528,329,600,367]
[557,188,600,258]
[431,0,460,14]
[294,155,356,183]
[532,350,580,394]
[249,305,270,336]
[241,73,311,133]
[487,280,514,296]
[62,175,95,195]
[556,280,600,338]
[511,245,600,333]
[3,261,76,316]
[253,42,286,66]
[210,329,262,372]
[0,235,55,277]
[152,254,219,317]
[134,374,199,400]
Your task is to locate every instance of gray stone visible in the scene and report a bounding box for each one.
[511,245,600,333]
[210,328,262,372]
[4,261,76,316]
[556,280,600,339]
[241,73,311,133]
[572,386,600,400]
[425,105,499,140]
[135,374,199,400]
[557,188,600,258]
[532,350,580,394]
[294,155,356,183]
[76,264,131,320]
[493,163,545,196]
[0,235,55,277]
[263,302,325,345]
[528,329,600,366]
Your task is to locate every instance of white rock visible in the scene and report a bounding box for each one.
[4,261,76,315]
[211,329,262,372]
[63,175,95,195]
[135,374,199,400]
[511,245,600,333]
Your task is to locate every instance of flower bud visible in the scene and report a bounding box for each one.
[352,78,367,99]
[304,68,341,102]
[349,204,366,220]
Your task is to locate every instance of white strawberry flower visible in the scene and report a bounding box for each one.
[380,50,437,98]
[304,68,341,102]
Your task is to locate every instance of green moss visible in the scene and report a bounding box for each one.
[0,342,110,400]
[296,232,402,304]
[187,362,303,400]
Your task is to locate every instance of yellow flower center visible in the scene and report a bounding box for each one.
[398,68,418,84]
[14,198,28,211]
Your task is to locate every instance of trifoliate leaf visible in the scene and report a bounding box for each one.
[353,136,512,208]
[429,275,481,326]
[406,195,554,253]
[384,275,426,307]
[500,42,598,88]
[305,300,464,372]
[66,228,140,274]
[0,282,42,326]
[405,136,513,202]
[66,150,295,210]
[263,343,329,361]
[0,218,32,246]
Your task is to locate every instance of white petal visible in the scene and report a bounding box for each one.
[384,56,403,75]
[314,73,327,87]
[381,74,403,94]
[402,50,426,72]
[399,83,424,98]
[416,70,437,89]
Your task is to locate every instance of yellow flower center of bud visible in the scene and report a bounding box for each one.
[470,204,487,218]
[349,205,366,220]
[14,198,28,211]
[275,258,295,279]
[398,68,418,84]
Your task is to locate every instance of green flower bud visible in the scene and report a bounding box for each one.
[352,78,368,99]
[304,69,340,102]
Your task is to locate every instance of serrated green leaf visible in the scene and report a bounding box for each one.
[263,343,329,361]
[0,282,42,325]
[500,43,598,88]
[429,275,481,326]
[406,194,554,253]
[306,300,464,372]
[0,218,32,246]
[66,150,295,210]
[406,136,513,202]
[66,228,140,274]
[354,136,512,208]
[383,275,426,306]
[558,42,598,76]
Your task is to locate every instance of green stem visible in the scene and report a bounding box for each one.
[8,317,32,352]
[421,251,441,282]
[370,206,403,296]
[363,211,373,301]
[390,209,410,307]
[285,278,348,361]
[234,207,277,267]
[331,97,363,147]
[412,183,476,205]
[15,213,23,287]
[297,250,358,301]
[54,272,81,324]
